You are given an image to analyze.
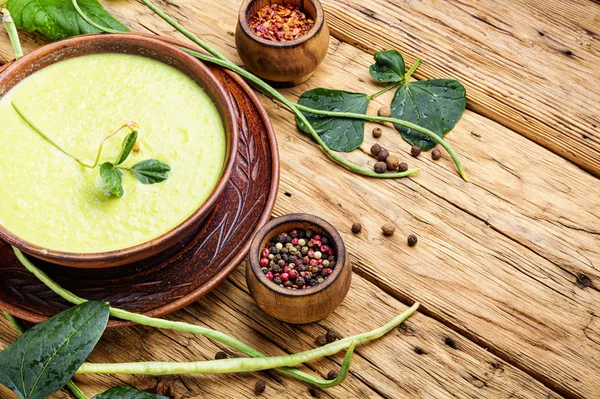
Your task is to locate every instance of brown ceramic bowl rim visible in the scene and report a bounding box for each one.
[0,33,239,266]
[249,213,347,297]
[237,0,325,48]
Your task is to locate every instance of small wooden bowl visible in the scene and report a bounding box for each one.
[0,34,239,268]
[235,0,330,86]
[247,214,351,324]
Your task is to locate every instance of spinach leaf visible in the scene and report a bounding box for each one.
[297,88,370,152]
[391,79,466,150]
[93,386,168,399]
[369,50,406,83]
[7,0,128,41]
[100,162,124,196]
[0,301,109,399]
[131,159,171,184]
[115,131,138,165]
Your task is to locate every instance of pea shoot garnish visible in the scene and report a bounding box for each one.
[11,101,170,197]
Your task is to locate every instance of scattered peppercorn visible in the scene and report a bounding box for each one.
[325,329,338,343]
[432,148,441,160]
[327,370,339,380]
[407,234,418,247]
[376,149,389,161]
[374,161,387,173]
[381,223,396,236]
[370,143,382,157]
[351,222,362,234]
[308,388,321,398]
[410,145,422,157]
[385,155,400,171]
[254,380,267,395]
[378,106,391,117]
[261,228,337,290]
[372,127,382,138]
[315,334,328,346]
[215,351,227,360]
[398,161,408,172]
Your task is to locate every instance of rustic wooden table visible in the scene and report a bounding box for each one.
[1,0,599,398]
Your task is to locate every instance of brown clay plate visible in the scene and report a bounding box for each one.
[0,36,279,328]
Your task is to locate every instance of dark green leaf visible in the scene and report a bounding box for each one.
[115,131,138,165]
[100,162,123,196]
[7,0,128,41]
[131,159,171,184]
[0,302,109,399]
[93,386,168,399]
[391,79,466,150]
[369,50,406,83]
[296,88,370,152]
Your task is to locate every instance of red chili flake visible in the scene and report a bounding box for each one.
[248,3,315,42]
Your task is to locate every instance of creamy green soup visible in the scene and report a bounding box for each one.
[0,53,226,253]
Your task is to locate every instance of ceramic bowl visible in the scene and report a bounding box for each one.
[0,33,239,268]
[235,0,329,86]
[247,213,351,324]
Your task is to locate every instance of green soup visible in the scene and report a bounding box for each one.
[0,53,226,253]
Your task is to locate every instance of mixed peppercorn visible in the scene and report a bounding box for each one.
[248,4,315,42]
[261,228,336,289]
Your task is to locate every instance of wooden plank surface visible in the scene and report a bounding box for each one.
[323,0,600,177]
[0,0,598,398]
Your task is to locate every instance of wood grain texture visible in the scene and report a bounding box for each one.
[0,269,562,399]
[321,0,600,177]
[0,0,598,398]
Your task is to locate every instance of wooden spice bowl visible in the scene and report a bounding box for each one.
[235,0,329,86]
[246,214,351,324]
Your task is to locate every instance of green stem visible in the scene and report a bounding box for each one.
[2,9,23,60]
[368,81,401,99]
[180,48,421,179]
[404,58,422,81]
[11,101,137,170]
[11,249,419,387]
[71,0,124,33]
[2,311,90,399]
[295,104,468,181]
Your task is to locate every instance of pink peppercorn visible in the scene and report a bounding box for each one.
[321,245,329,253]
[300,271,306,277]
[303,256,310,264]
[281,272,289,281]
[328,248,334,255]
[313,234,321,241]
[326,269,333,275]
[310,259,319,267]
[308,249,315,258]
[292,238,299,245]
[262,248,270,258]
[289,269,298,279]
[295,259,301,266]
[313,240,321,249]
[266,272,273,280]
[260,258,269,267]
[283,265,289,273]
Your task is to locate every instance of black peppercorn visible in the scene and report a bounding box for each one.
[432,148,441,160]
[407,234,418,247]
[254,380,267,395]
[315,334,327,346]
[374,161,387,173]
[308,388,321,398]
[215,351,227,360]
[410,145,422,157]
[398,161,408,172]
[273,276,282,285]
[325,329,337,343]
[321,237,328,245]
[376,149,389,161]
[351,222,362,234]
[296,276,306,287]
[327,370,339,380]
[370,143,382,157]
[372,127,382,138]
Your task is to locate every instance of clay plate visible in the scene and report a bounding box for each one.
[0,35,279,328]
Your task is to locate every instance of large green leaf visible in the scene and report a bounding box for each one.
[296,88,370,152]
[0,301,110,399]
[131,159,171,184]
[390,79,466,150]
[7,0,128,41]
[93,386,169,399]
[100,162,123,197]
[369,50,405,82]
[115,131,138,166]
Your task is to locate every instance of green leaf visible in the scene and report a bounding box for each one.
[131,159,171,184]
[391,79,466,150]
[115,131,138,165]
[296,88,370,152]
[93,386,168,399]
[100,162,124,196]
[0,302,109,399]
[369,50,406,83]
[7,0,128,41]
